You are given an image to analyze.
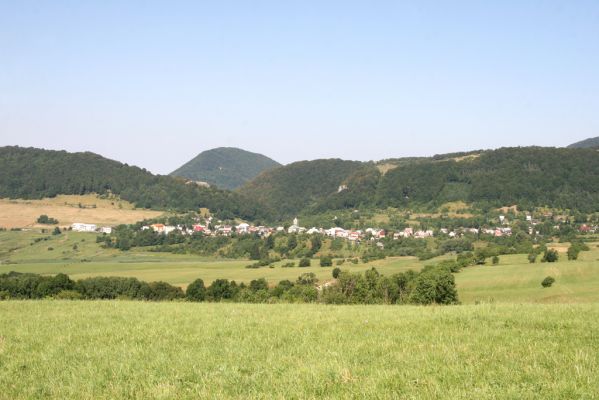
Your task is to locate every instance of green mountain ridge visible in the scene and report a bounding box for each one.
[568,137,599,149]
[240,147,599,217]
[170,147,281,190]
[2,145,598,223]
[0,146,266,221]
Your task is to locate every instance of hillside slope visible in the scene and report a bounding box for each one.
[568,137,599,149]
[239,159,369,218]
[170,147,280,190]
[241,147,599,217]
[0,146,267,220]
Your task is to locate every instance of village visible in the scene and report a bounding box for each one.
[70,214,596,241]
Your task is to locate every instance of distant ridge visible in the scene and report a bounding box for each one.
[0,146,267,221]
[568,137,599,149]
[170,147,281,190]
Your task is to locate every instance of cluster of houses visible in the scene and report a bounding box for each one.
[134,217,521,242]
[69,215,597,241]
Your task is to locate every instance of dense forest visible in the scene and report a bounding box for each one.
[0,146,267,220]
[239,159,369,218]
[2,146,598,223]
[241,147,599,217]
[170,147,281,190]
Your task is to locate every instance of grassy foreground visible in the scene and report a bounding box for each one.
[1,301,598,399]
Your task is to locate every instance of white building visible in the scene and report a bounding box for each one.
[71,223,97,232]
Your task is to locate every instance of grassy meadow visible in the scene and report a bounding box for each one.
[0,195,163,229]
[1,301,598,399]
[2,230,599,302]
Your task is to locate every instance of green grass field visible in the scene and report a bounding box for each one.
[1,301,598,399]
[2,231,599,303]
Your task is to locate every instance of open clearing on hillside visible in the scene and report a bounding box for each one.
[0,195,163,229]
[0,301,598,399]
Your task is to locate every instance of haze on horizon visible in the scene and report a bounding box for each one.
[1,1,598,174]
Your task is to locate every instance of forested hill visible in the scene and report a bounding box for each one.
[568,137,599,149]
[239,159,368,219]
[170,147,281,190]
[240,147,599,217]
[0,146,267,220]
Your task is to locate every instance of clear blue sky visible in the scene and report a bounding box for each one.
[1,1,598,174]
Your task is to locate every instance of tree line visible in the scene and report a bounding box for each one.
[0,265,458,305]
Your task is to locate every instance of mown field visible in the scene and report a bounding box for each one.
[0,301,598,399]
[0,194,163,229]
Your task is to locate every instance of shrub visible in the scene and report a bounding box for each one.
[320,255,333,267]
[299,258,311,268]
[492,256,499,265]
[332,267,341,279]
[147,281,185,301]
[567,246,580,260]
[296,273,317,285]
[281,262,295,268]
[186,279,206,302]
[542,249,559,263]
[409,267,459,305]
[52,227,61,235]
[528,253,537,263]
[37,215,59,225]
[206,279,236,301]
[541,276,555,288]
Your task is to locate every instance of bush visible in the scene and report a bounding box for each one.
[409,267,459,305]
[332,267,341,279]
[492,256,499,265]
[281,262,295,268]
[541,276,555,288]
[296,273,317,285]
[37,215,59,225]
[320,255,333,267]
[186,279,206,302]
[206,279,236,301]
[52,227,61,235]
[528,253,537,263]
[147,282,185,301]
[299,258,311,268]
[542,249,559,263]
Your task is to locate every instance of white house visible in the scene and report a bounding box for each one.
[71,223,97,232]
[100,227,112,234]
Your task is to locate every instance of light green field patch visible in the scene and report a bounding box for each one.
[0,301,598,399]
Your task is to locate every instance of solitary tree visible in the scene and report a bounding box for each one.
[542,249,559,263]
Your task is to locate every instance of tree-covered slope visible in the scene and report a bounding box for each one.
[241,147,599,216]
[239,159,369,219]
[170,147,281,190]
[568,137,599,149]
[375,147,599,211]
[0,146,267,220]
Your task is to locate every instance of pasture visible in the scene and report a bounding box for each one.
[0,195,163,229]
[2,230,599,303]
[0,301,598,399]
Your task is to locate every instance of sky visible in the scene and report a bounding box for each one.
[1,1,598,174]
